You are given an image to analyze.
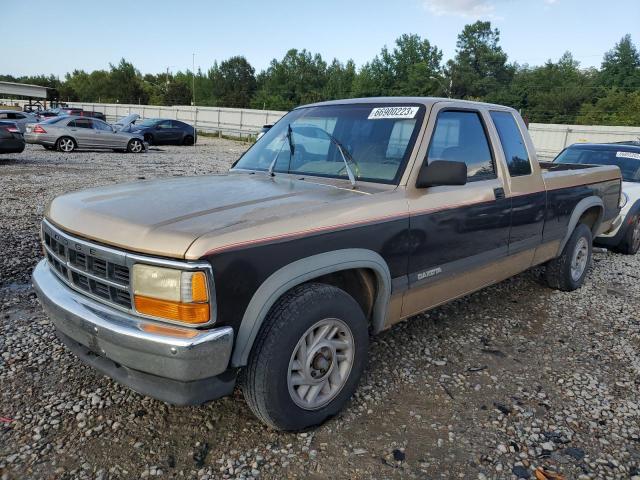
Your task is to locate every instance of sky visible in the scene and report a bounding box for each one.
[2,0,639,78]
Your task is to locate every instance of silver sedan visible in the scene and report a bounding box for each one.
[25,116,146,153]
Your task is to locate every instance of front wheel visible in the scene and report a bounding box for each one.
[241,283,369,431]
[615,215,640,255]
[127,138,144,153]
[183,135,194,146]
[545,223,593,291]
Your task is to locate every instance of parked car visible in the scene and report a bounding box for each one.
[0,110,38,133]
[0,121,25,154]
[25,115,146,153]
[116,114,196,145]
[77,111,107,122]
[554,142,640,254]
[32,97,621,431]
[53,107,83,116]
[256,124,273,140]
[37,110,60,120]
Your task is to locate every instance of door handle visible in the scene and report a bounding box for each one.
[493,187,505,200]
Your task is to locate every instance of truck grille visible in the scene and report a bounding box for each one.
[42,221,133,310]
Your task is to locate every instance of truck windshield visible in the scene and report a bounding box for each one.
[555,147,640,183]
[233,103,425,184]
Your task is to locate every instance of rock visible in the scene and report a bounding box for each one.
[512,465,531,479]
[392,449,405,462]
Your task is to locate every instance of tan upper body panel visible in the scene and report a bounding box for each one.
[45,172,408,259]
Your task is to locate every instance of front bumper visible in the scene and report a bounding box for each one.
[32,260,236,404]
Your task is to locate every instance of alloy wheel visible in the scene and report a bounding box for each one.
[287,318,355,410]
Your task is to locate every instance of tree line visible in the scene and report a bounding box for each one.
[2,21,639,126]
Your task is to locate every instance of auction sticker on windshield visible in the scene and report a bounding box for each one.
[368,106,419,120]
[617,151,640,161]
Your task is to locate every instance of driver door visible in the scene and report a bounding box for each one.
[402,106,512,317]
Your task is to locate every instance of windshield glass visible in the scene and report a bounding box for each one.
[139,118,160,127]
[42,117,66,124]
[233,104,425,184]
[555,147,640,182]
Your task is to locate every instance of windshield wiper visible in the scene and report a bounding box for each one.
[267,124,295,177]
[318,130,357,187]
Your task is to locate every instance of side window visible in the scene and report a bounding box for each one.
[94,120,111,131]
[157,121,172,129]
[490,111,532,176]
[427,110,495,181]
[75,119,93,129]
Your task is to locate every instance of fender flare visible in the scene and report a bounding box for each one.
[230,248,391,367]
[557,196,604,255]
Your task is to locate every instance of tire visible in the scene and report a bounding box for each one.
[56,136,75,153]
[241,283,369,431]
[545,223,593,291]
[183,135,194,146]
[127,138,144,153]
[143,133,154,145]
[614,215,640,255]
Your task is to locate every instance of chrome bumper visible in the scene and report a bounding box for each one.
[32,259,233,382]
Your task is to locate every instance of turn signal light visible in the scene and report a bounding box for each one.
[134,295,210,324]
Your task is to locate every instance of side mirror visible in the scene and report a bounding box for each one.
[416,160,467,188]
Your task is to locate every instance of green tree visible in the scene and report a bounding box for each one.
[251,49,327,110]
[447,21,514,99]
[353,34,443,97]
[108,59,147,104]
[323,59,356,100]
[599,34,640,89]
[209,56,256,107]
[503,52,596,124]
[577,90,640,126]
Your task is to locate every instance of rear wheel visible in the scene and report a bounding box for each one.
[127,138,144,153]
[241,283,368,431]
[56,136,75,153]
[183,135,194,146]
[545,223,593,291]
[615,215,640,255]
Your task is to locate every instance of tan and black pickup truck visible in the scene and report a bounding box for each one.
[33,97,622,430]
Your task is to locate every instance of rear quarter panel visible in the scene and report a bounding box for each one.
[541,166,621,242]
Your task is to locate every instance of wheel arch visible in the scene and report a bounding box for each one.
[230,248,391,367]
[557,196,603,255]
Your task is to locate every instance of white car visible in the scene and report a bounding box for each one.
[554,142,640,254]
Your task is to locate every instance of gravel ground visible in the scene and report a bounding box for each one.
[1,140,639,480]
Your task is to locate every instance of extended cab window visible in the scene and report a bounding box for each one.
[490,111,532,176]
[427,111,495,181]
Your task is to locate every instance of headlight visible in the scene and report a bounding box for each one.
[619,192,629,209]
[132,264,210,324]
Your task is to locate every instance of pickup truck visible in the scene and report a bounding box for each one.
[32,97,622,431]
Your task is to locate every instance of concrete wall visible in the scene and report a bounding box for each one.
[66,102,285,138]
[528,123,640,160]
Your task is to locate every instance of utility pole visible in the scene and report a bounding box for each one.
[192,53,196,107]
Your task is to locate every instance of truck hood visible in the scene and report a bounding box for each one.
[45,173,384,259]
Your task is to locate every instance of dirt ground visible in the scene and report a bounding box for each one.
[1,140,639,480]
